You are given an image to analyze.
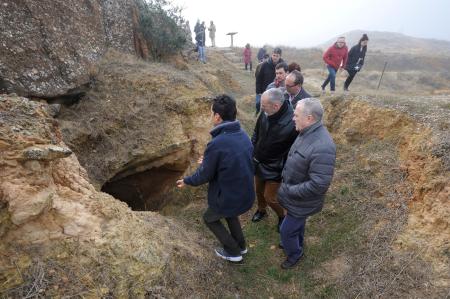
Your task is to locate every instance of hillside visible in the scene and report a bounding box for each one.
[319,30,450,56]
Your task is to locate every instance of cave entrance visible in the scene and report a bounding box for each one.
[101,165,185,211]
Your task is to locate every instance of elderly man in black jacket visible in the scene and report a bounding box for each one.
[278,98,336,269]
[251,88,298,230]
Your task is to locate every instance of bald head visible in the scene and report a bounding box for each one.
[261,88,285,116]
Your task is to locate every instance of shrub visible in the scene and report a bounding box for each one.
[136,0,187,60]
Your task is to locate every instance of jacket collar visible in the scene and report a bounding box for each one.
[210,120,241,137]
[299,120,322,136]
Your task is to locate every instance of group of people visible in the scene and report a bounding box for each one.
[174,34,369,269]
[254,47,311,115]
[177,75,336,269]
[193,20,216,63]
[321,34,369,92]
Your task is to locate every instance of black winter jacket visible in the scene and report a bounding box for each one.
[184,121,255,217]
[278,121,336,218]
[255,58,284,94]
[252,100,298,181]
[345,44,367,71]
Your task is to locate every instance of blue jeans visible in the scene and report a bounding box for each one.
[198,46,206,63]
[280,214,306,263]
[322,65,337,91]
[255,94,261,114]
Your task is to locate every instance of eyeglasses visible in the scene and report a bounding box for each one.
[285,83,299,88]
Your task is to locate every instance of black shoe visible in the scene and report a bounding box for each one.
[251,210,267,222]
[280,253,304,269]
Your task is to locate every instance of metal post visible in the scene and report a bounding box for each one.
[377,61,388,90]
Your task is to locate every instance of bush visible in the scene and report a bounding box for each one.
[136,0,187,60]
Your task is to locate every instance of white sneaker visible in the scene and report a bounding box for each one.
[214,248,243,262]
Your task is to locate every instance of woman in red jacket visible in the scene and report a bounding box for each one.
[243,43,252,71]
[321,37,348,93]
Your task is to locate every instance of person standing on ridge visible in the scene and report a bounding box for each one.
[257,45,267,62]
[321,37,348,93]
[243,43,252,71]
[344,34,369,91]
[208,21,216,47]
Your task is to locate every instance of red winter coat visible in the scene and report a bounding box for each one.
[323,44,348,70]
[243,48,252,64]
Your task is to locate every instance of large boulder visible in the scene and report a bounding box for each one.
[0,0,140,97]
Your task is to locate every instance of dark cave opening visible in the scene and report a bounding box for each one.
[101,165,185,211]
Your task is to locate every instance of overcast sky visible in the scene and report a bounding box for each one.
[172,0,450,48]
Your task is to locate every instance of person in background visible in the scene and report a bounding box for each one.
[208,21,216,47]
[177,95,255,263]
[257,45,267,62]
[254,54,269,115]
[344,34,369,91]
[243,43,252,71]
[278,98,336,269]
[266,62,288,92]
[256,47,284,100]
[195,21,206,63]
[288,62,301,73]
[321,37,348,93]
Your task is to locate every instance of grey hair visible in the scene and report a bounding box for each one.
[299,98,324,121]
[263,88,284,104]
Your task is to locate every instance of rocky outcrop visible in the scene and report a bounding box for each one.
[0,0,140,97]
[0,94,231,297]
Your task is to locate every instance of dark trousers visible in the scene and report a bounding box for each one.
[280,214,306,263]
[321,65,337,91]
[344,69,358,89]
[245,62,252,71]
[203,208,245,256]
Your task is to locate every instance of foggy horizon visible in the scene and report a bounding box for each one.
[173,0,450,48]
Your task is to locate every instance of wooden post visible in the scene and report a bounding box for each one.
[226,32,238,47]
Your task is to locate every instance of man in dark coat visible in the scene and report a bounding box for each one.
[257,45,267,62]
[284,70,311,108]
[251,88,298,230]
[344,34,369,91]
[277,98,336,269]
[177,94,255,263]
[256,47,284,95]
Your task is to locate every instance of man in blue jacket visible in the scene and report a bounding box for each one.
[177,94,255,263]
[278,98,336,269]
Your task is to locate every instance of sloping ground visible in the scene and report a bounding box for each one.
[323,97,449,295]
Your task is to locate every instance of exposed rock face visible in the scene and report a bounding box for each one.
[0,94,229,297]
[56,51,238,210]
[323,97,450,288]
[0,0,139,97]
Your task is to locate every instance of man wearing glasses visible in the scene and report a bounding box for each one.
[285,70,311,108]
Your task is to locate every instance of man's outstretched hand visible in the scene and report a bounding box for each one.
[176,179,185,188]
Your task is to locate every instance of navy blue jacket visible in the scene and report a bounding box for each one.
[278,121,336,218]
[184,121,255,217]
